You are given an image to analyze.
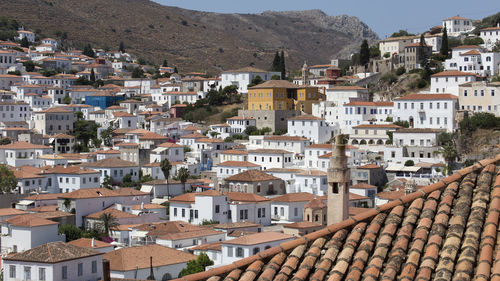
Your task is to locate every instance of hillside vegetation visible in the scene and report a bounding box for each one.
[0,0,378,73]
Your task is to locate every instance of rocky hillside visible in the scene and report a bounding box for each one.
[0,0,378,73]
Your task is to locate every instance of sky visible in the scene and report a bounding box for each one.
[154,0,500,38]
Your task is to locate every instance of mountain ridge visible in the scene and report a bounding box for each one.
[0,0,379,73]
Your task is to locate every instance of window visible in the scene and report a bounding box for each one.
[464,90,467,96]
[24,266,31,280]
[227,246,233,257]
[78,263,83,276]
[182,208,185,217]
[294,208,298,216]
[39,268,46,280]
[92,260,97,273]
[10,265,15,278]
[236,247,244,257]
[62,266,67,279]
[173,208,177,216]
[215,205,220,213]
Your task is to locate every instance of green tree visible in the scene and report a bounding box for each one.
[119,41,125,53]
[463,37,484,45]
[161,159,172,197]
[120,173,135,187]
[58,224,83,242]
[174,66,178,73]
[131,67,145,78]
[178,167,190,193]
[439,143,458,175]
[83,44,95,58]
[179,253,214,277]
[0,164,17,193]
[280,50,286,79]
[440,25,449,58]
[89,69,96,83]
[404,160,415,166]
[390,30,414,37]
[360,40,370,66]
[369,45,380,58]
[102,175,113,189]
[418,34,428,67]
[100,126,114,147]
[271,51,281,71]
[73,119,99,152]
[393,120,410,128]
[99,213,119,236]
[62,94,71,104]
[0,138,11,145]
[162,59,168,67]
[23,60,35,72]
[20,36,29,48]
[248,75,263,88]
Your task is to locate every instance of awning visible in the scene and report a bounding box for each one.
[17,200,35,206]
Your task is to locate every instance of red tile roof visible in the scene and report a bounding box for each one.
[174,155,500,281]
[431,70,476,77]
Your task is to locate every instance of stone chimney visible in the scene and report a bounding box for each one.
[91,238,95,247]
[327,134,350,225]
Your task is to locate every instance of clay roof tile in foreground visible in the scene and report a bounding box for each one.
[172,152,500,281]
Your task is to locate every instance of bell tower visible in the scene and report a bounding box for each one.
[301,61,309,85]
[327,134,350,225]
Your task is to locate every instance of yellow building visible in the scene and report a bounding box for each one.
[247,80,322,114]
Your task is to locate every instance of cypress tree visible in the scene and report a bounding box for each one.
[271,52,280,71]
[174,66,178,73]
[440,25,449,58]
[83,44,95,58]
[162,59,168,67]
[90,69,96,83]
[280,50,286,79]
[359,40,370,66]
[20,37,29,48]
[119,41,125,53]
[418,34,426,67]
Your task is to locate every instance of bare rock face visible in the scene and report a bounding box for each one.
[0,1,378,72]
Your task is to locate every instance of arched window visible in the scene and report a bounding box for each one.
[315,215,319,221]
[486,56,492,62]
[253,247,260,254]
[257,184,261,193]
[265,245,271,250]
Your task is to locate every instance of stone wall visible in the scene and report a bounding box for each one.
[238,110,301,132]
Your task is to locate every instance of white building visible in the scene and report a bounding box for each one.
[430,70,477,96]
[342,101,394,133]
[384,128,445,165]
[412,34,442,53]
[17,30,35,42]
[0,141,53,168]
[393,93,458,132]
[2,241,103,281]
[57,188,150,228]
[270,193,319,222]
[442,16,474,37]
[81,158,139,184]
[287,115,334,144]
[378,36,415,58]
[104,244,196,280]
[220,232,293,265]
[445,46,500,77]
[247,149,294,170]
[480,25,500,50]
[149,142,184,163]
[216,161,261,181]
[1,214,65,254]
[169,190,271,226]
[0,100,30,122]
[221,67,280,93]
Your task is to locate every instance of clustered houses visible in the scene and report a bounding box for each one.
[1,18,500,281]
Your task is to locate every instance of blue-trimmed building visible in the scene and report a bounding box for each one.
[85,92,125,109]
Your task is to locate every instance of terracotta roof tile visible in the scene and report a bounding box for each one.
[172,155,500,281]
[225,170,280,182]
[104,244,196,271]
[3,242,101,263]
